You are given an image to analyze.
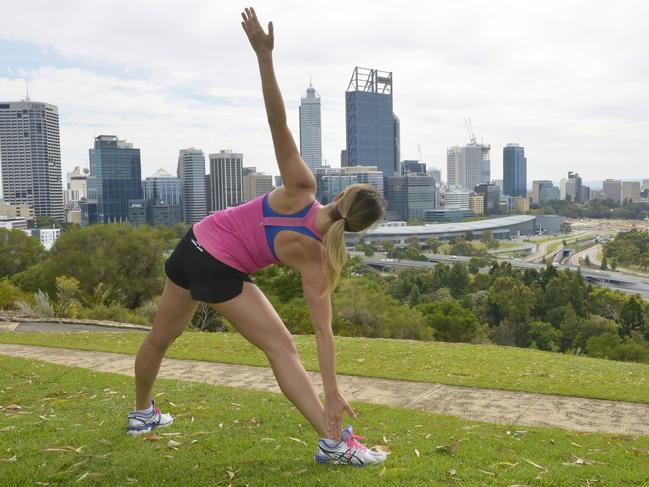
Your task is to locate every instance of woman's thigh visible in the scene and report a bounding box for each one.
[148,278,200,348]
[209,281,295,355]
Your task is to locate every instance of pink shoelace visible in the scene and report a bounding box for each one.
[346,433,368,452]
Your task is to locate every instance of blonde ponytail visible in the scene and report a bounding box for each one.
[322,218,348,296]
[319,183,387,297]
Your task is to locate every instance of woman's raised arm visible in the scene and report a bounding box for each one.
[241,7,316,191]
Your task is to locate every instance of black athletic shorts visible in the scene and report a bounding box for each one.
[164,225,253,303]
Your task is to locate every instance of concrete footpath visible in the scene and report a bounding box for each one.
[1,343,648,436]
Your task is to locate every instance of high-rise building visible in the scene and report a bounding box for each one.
[142,168,183,227]
[87,135,142,223]
[468,194,484,215]
[446,142,490,190]
[532,180,554,205]
[426,167,442,185]
[208,150,243,211]
[642,179,649,191]
[177,148,207,224]
[539,186,560,203]
[143,168,182,205]
[621,181,641,202]
[242,168,273,202]
[384,175,436,221]
[315,166,383,204]
[0,100,63,220]
[299,82,322,173]
[393,114,401,169]
[503,143,527,197]
[446,146,464,188]
[401,160,426,175]
[474,183,501,215]
[65,166,88,204]
[466,142,491,189]
[602,179,622,203]
[560,172,583,203]
[345,67,398,177]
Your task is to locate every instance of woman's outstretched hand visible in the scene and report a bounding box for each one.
[324,392,357,440]
[241,7,274,58]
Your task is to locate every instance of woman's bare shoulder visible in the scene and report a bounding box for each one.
[268,186,316,214]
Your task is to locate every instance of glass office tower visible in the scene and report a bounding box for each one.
[503,143,527,197]
[87,135,142,223]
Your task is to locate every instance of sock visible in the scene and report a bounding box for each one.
[134,404,154,415]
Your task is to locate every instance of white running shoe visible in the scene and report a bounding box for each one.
[127,399,173,435]
[315,425,387,467]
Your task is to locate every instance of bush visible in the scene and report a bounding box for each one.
[527,321,561,351]
[135,296,161,325]
[190,303,230,332]
[417,299,483,343]
[16,290,54,318]
[0,278,32,310]
[77,303,150,326]
[586,332,649,363]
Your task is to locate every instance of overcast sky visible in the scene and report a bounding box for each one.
[1,0,648,186]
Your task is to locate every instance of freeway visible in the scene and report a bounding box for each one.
[362,257,649,300]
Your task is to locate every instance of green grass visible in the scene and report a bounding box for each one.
[2,331,649,404]
[1,355,648,486]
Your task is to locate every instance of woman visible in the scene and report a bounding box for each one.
[127,7,387,467]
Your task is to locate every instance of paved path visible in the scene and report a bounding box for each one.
[1,343,648,436]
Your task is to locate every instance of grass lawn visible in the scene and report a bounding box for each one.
[1,355,648,486]
[2,331,649,404]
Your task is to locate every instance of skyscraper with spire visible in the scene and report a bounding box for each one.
[299,81,322,173]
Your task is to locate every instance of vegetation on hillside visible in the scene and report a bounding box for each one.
[531,198,649,220]
[602,229,649,270]
[2,223,649,365]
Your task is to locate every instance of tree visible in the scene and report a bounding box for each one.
[464,231,475,241]
[0,228,46,278]
[405,236,420,249]
[447,262,470,297]
[600,256,608,270]
[619,296,646,338]
[480,230,494,245]
[528,321,561,351]
[380,240,395,255]
[560,221,572,235]
[417,299,483,342]
[425,237,442,253]
[584,254,591,266]
[12,224,169,309]
[407,218,424,226]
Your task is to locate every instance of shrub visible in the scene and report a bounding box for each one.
[586,332,649,364]
[16,290,54,318]
[0,278,32,310]
[527,321,561,351]
[77,303,150,326]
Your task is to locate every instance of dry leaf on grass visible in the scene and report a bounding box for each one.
[289,437,308,446]
[4,404,22,411]
[142,434,160,442]
[436,443,459,455]
[522,458,547,470]
[448,469,457,477]
[414,449,420,457]
[371,445,392,455]
[227,470,235,480]
[479,469,496,476]
[281,468,307,477]
[379,466,387,477]
[167,440,181,449]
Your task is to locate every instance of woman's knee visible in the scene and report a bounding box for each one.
[264,332,298,360]
[146,326,183,352]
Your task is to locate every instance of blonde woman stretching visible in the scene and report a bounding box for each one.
[127,7,387,467]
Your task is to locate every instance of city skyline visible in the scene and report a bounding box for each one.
[1,1,648,186]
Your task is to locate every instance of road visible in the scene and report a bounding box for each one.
[362,257,649,300]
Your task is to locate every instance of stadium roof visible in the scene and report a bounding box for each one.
[366,215,536,236]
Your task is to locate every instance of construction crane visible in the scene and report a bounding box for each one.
[464,117,477,144]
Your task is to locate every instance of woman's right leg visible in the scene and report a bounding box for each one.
[134,278,199,410]
[210,281,329,438]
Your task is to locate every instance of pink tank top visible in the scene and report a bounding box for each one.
[192,193,323,274]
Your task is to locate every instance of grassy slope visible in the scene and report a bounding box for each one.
[1,355,648,486]
[2,331,649,404]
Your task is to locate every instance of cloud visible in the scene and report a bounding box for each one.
[0,0,647,183]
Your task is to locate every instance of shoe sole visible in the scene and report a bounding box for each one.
[127,416,174,436]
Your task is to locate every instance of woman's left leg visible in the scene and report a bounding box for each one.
[210,281,329,438]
